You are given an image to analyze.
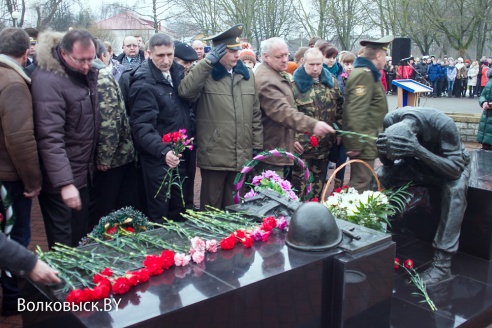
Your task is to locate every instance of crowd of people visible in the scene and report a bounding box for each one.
[384,54,492,99]
[1,22,490,313]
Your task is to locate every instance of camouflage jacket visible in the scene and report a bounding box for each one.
[94,59,135,168]
[293,65,343,159]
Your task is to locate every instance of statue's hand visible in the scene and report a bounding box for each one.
[385,134,418,158]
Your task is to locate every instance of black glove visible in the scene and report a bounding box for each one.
[205,43,227,64]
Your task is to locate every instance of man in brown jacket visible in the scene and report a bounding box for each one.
[255,37,334,179]
[0,27,43,316]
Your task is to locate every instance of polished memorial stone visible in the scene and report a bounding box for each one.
[22,220,394,328]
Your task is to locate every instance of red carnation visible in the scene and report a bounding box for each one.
[235,230,246,239]
[261,216,277,232]
[106,226,118,235]
[112,277,131,295]
[124,226,135,233]
[93,282,111,299]
[310,135,319,148]
[135,268,150,283]
[220,234,236,250]
[404,259,414,270]
[162,133,172,143]
[82,288,96,302]
[127,273,140,287]
[160,250,175,270]
[66,289,86,304]
[309,197,319,202]
[143,255,164,276]
[394,257,400,269]
[241,236,253,248]
[101,268,113,277]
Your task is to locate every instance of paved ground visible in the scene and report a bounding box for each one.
[387,93,483,114]
[0,92,482,327]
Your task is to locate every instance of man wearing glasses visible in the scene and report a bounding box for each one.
[116,35,145,70]
[30,29,100,248]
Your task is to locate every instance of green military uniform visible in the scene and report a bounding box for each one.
[292,65,343,198]
[95,63,135,168]
[342,35,393,192]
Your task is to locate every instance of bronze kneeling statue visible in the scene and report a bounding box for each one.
[376,107,470,285]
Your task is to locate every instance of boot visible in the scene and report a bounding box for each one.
[420,250,453,286]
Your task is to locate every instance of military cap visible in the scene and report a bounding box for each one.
[174,41,198,61]
[359,35,394,51]
[203,24,244,50]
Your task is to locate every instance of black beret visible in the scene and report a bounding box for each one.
[174,41,198,62]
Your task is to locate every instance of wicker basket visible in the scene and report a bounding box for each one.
[320,159,382,202]
[233,149,312,204]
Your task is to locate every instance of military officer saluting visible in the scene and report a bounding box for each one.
[342,35,394,192]
[179,24,263,210]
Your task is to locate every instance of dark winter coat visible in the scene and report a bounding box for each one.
[478,78,492,145]
[129,59,193,159]
[427,63,441,82]
[0,232,37,278]
[31,32,100,192]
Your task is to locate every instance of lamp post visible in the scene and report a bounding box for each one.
[11,11,21,28]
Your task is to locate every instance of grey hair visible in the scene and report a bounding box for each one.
[260,37,287,57]
[304,47,323,60]
[149,33,173,51]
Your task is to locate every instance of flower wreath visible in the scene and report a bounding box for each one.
[79,207,152,245]
[233,149,313,203]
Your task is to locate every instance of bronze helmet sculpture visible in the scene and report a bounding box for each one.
[286,202,342,251]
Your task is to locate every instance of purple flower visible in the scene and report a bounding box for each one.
[244,190,258,199]
[250,228,263,241]
[276,216,288,230]
[262,170,279,180]
[251,175,263,186]
[288,190,298,200]
[279,179,292,191]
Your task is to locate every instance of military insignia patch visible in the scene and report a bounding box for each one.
[354,85,366,96]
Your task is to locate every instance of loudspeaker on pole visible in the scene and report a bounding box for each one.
[391,38,411,63]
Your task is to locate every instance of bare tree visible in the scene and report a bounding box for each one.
[419,0,492,57]
[179,0,225,36]
[253,0,298,45]
[218,0,257,43]
[34,0,63,30]
[296,0,375,51]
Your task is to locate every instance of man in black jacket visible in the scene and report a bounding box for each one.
[129,33,194,222]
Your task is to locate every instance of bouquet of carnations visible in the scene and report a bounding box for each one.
[323,185,410,232]
[244,170,299,201]
[156,129,194,204]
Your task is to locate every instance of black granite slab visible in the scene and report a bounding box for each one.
[22,220,395,328]
[460,150,492,260]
